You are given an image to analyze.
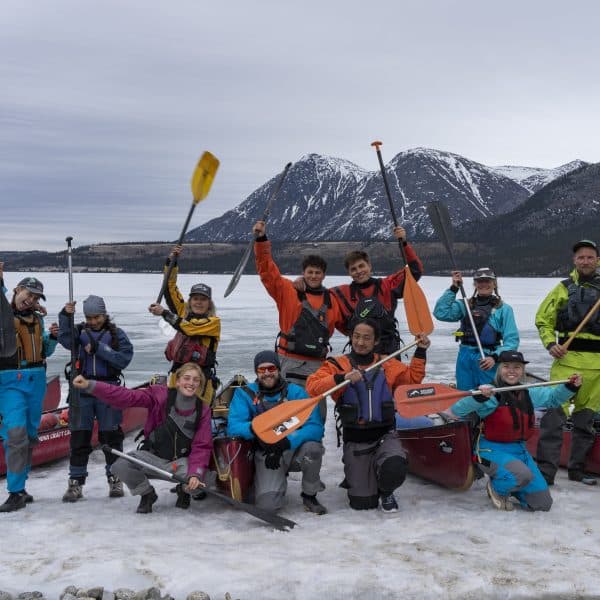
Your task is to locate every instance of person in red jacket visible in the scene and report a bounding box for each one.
[332,226,423,355]
[306,319,430,512]
[253,220,343,421]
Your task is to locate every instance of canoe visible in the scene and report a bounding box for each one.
[398,419,477,490]
[43,375,61,411]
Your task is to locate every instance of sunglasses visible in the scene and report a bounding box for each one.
[256,365,278,374]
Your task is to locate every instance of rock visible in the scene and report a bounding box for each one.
[16,594,44,600]
[61,588,79,599]
[134,589,162,600]
[80,588,103,600]
[0,591,13,600]
[186,593,210,600]
[114,591,136,600]
[61,595,77,600]
[101,592,116,600]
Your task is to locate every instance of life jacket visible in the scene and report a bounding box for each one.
[482,389,535,442]
[139,389,203,460]
[241,382,289,416]
[457,299,501,349]
[334,280,400,355]
[14,312,45,367]
[556,276,600,337]
[277,291,331,359]
[77,325,122,381]
[165,332,217,368]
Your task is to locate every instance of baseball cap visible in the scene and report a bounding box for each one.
[17,277,46,300]
[189,283,211,299]
[497,350,529,364]
[572,239,598,254]
[473,267,496,281]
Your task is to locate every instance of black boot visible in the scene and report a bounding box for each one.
[301,492,327,515]
[20,490,34,504]
[0,492,27,513]
[175,484,191,509]
[136,487,158,514]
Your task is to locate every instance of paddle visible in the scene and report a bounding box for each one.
[156,152,220,304]
[103,446,296,531]
[394,379,570,418]
[0,262,17,357]
[370,141,433,335]
[426,200,485,360]
[561,295,600,351]
[224,162,292,298]
[65,236,81,425]
[252,340,419,444]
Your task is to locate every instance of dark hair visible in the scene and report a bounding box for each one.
[349,317,380,340]
[344,250,370,271]
[302,254,327,272]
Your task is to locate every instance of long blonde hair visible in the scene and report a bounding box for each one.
[174,362,206,387]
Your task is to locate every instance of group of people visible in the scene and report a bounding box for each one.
[0,231,598,517]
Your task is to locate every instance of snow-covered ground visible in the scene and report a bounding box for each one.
[2,273,599,599]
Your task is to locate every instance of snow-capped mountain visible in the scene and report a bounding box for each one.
[491,160,588,193]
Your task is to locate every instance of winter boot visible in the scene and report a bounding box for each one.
[136,487,158,514]
[486,480,514,511]
[380,492,399,513]
[20,490,34,504]
[568,470,597,486]
[107,475,125,498]
[0,492,27,513]
[62,479,84,503]
[301,492,327,515]
[175,484,191,509]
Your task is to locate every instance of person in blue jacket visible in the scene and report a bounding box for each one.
[446,351,580,512]
[0,268,58,512]
[58,294,133,502]
[227,350,327,515]
[434,267,519,391]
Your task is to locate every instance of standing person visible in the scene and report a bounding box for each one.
[0,266,58,512]
[58,295,133,502]
[227,350,327,515]
[331,226,423,355]
[536,239,600,486]
[306,319,430,512]
[253,220,342,419]
[445,351,581,511]
[72,363,212,513]
[433,268,519,391]
[148,245,221,404]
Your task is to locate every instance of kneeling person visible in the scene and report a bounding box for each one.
[306,319,430,512]
[227,351,327,515]
[72,363,212,513]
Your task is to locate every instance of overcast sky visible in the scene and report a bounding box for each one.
[2,0,599,252]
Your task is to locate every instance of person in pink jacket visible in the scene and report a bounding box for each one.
[72,363,212,513]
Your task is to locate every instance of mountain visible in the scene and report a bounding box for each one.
[187,148,530,243]
[491,160,589,193]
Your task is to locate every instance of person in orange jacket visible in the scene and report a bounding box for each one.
[306,319,430,512]
[253,220,343,421]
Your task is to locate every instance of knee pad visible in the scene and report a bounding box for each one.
[348,494,379,510]
[378,455,408,493]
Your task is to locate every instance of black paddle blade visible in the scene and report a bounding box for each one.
[224,240,253,298]
[0,292,16,358]
[426,201,456,268]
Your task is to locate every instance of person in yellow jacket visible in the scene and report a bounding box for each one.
[535,239,600,486]
[148,245,221,405]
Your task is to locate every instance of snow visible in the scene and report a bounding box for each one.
[2,273,599,599]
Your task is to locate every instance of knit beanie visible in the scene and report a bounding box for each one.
[253,350,281,371]
[83,295,107,316]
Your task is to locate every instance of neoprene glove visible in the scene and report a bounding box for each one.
[262,438,291,470]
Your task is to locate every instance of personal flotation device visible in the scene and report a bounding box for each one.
[277,291,331,359]
[14,312,45,367]
[139,389,203,460]
[76,324,122,381]
[482,389,535,442]
[165,331,217,368]
[556,276,600,337]
[241,382,289,416]
[457,298,501,349]
[334,280,400,354]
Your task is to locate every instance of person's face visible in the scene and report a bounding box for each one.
[499,362,524,385]
[348,259,372,284]
[351,323,377,355]
[14,288,41,312]
[474,278,495,296]
[175,370,202,397]
[189,294,210,314]
[573,247,598,278]
[303,266,325,289]
[256,363,280,389]
[85,314,107,331]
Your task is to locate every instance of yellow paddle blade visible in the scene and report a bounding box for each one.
[252,396,321,444]
[403,267,434,336]
[190,151,220,203]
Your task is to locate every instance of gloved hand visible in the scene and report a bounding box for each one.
[261,438,291,470]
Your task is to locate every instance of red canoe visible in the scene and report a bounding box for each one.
[43,375,61,411]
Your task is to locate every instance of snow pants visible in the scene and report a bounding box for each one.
[254,440,324,512]
[477,437,552,511]
[342,431,408,510]
[279,355,326,421]
[69,390,123,482]
[0,367,46,492]
[455,345,497,391]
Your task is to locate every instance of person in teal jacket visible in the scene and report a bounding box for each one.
[433,267,519,391]
[446,351,580,512]
[227,350,327,515]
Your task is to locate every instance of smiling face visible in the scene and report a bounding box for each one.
[474,277,495,297]
[256,362,280,389]
[303,266,325,289]
[85,314,107,331]
[498,362,524,385]
[348,259,372,285]
[189,294,210,314]
[175,368,203,397]
[350,322,377,355]
[13,287,42,312]
[573,247,598,278]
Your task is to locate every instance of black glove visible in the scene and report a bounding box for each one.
[264,451,283,470]
[261,438,291,470]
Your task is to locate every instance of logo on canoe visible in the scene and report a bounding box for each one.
[407,387,435,398]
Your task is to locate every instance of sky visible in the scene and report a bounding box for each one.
[2,0,600,252]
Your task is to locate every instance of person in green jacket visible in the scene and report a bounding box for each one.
[535,239,600,486]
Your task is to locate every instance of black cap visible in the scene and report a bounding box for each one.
[189,283,211,299]
[572,239,598,254]
[497,350,529,364]
[17,277,46,300]
[473,267,496,281]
